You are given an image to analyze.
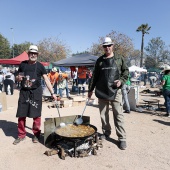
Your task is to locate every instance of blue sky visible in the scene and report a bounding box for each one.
[0,0,170,54]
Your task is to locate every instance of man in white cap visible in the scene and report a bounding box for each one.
[13,45,58,145]
[88,37,129,150]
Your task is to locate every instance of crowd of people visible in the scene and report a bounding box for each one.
[125,69,170,118]
[47,68,71,99]
[130,70,163,87]
[46,66,92,98]
[0,65,92,99]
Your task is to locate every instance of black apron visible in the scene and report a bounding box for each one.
[20,63,39,90]
[95,57,120,100]
[16,63,42,118]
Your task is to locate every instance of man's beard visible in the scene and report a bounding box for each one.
[30,56,37,62]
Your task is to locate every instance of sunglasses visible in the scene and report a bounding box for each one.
[103,44,112,48]
[29,52,38,55]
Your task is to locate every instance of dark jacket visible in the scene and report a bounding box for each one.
[88,53,129,100]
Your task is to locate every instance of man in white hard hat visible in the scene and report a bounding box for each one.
[13,45,58,145]
[88,37,129,150]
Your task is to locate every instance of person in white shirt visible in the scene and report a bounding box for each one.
[0,71,4,92]
[72,68,78,86]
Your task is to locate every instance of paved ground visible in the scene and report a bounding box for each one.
[0,85,170,170]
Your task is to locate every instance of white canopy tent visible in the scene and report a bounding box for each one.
[159,63,170,69]
[128,65,147,72]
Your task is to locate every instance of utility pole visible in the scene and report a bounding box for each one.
[10,28,14,58]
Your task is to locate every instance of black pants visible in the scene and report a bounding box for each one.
[143,79,147,86]
[4,79,14,95]
[73,79,78,86]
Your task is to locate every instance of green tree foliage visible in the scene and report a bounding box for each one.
[136,23,151,67]
[0,33,11,58]
[144,56,159,69]
[128,50,141,66]
[72,51,90,56]
[90,31,134,57]
[160,49,170,62]
[145,37,166,62]
[37,37,70,62]
[13,42,32,57]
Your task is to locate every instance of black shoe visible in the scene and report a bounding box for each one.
[67,96,72,100]
[100,131,111,140]
[119,141,127,150]
[124,110,131,113]
[163,113,169,117]
[32,135,40,143]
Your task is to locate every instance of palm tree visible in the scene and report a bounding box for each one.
[136,23,151,67]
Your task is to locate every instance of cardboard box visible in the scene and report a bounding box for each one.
[72,96,87,107]
[72,100,86,107]
[72,96,86,102]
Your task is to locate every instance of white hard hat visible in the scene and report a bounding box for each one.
[28,45,38,53]
[102,37,113,46]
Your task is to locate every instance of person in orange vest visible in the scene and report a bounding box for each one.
[77,66,88,96]
[48,67,59,94]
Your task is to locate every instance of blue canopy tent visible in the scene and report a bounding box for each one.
[52,53,98,67]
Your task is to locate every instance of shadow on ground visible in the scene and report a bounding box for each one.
[0,119,44,145]
[97,132,119,148]
[153,119,170,126]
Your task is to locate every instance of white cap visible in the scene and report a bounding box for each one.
[51,67,57,72]
[161,66,170,73]
[102,37,113,45]
[28,45,38,53]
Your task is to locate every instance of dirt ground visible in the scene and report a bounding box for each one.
[0,85,170,170]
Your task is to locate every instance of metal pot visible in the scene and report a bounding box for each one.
[55,124,97,140]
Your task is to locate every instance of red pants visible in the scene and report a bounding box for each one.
[18,117,41,138]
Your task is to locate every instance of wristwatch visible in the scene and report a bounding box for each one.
[51,92,54,96]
